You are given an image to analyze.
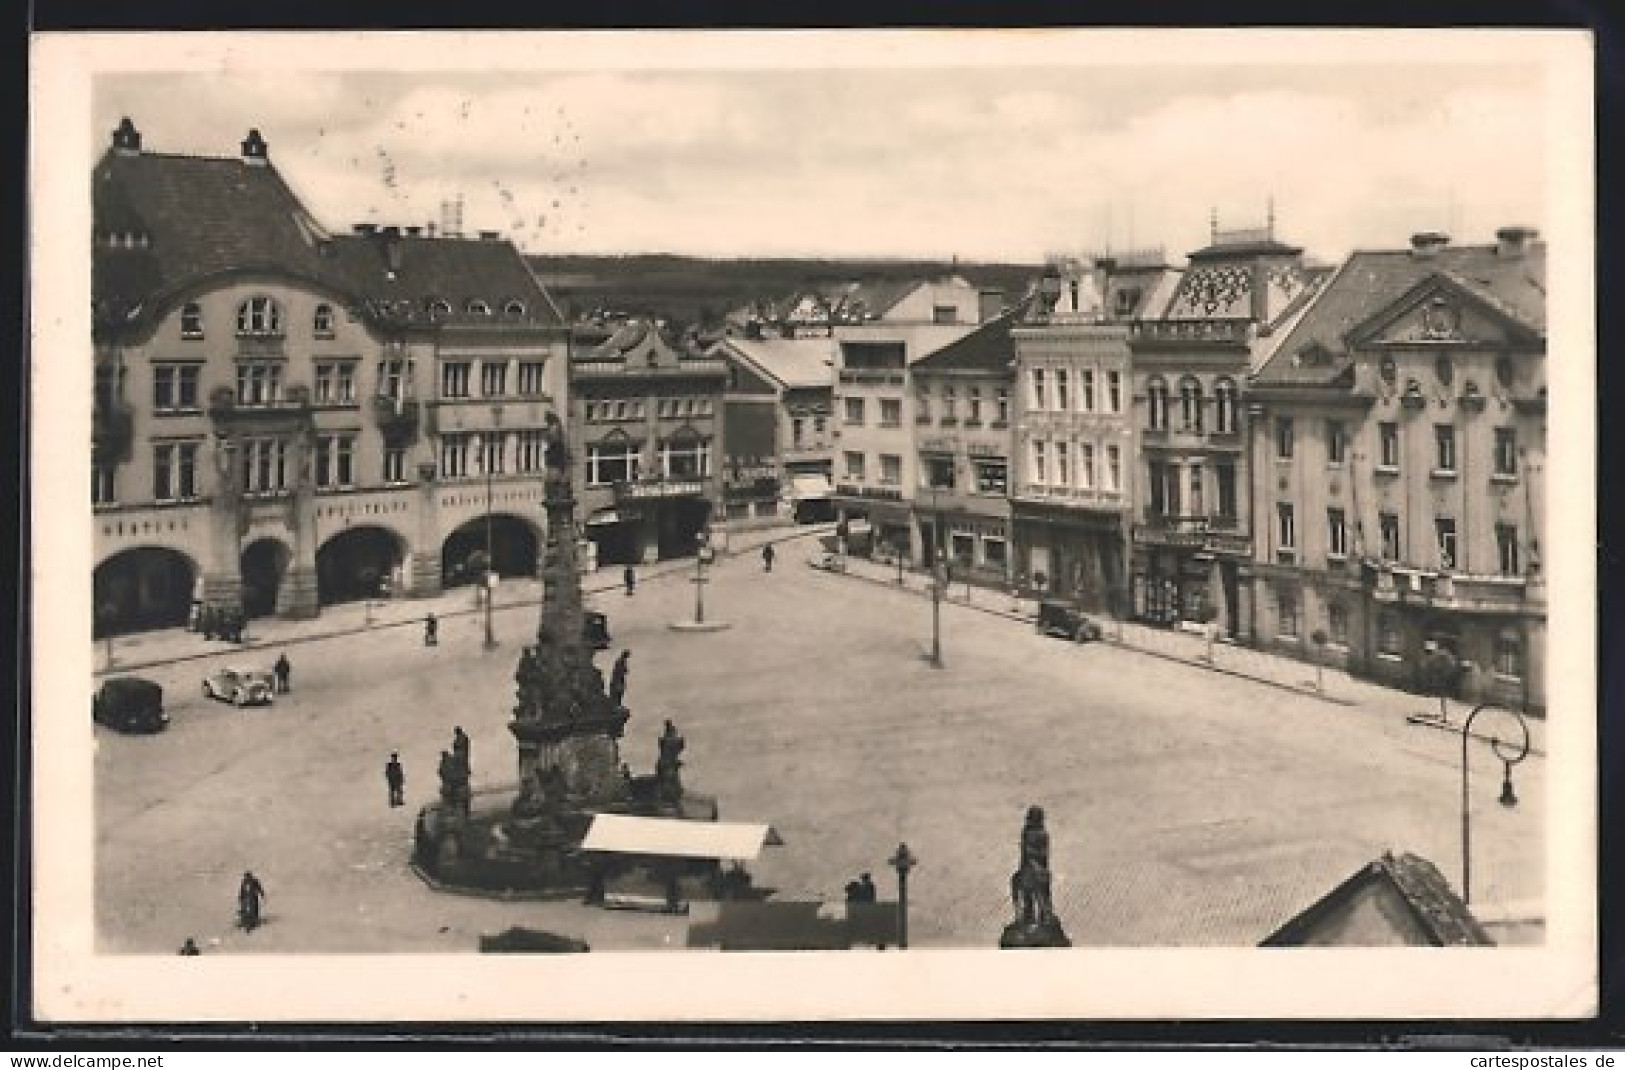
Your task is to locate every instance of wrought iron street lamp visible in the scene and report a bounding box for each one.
[483,405,504,651]
[1459,702,1531,904]
[888,841,917,950]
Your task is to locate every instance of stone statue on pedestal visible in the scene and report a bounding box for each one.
[1001,805,1071,949]
[438,748,471,818]
[655,719,685,804]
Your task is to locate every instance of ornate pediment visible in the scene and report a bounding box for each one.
[1347,275,1541,350]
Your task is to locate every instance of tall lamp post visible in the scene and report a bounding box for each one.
[483,405,504,651]
[1459,702,1531,904]
[888,842,917,950]
[691,533,713,625]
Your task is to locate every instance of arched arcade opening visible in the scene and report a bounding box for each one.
[440,513,541,588]
[240,538,291,619]
[94,546,197,637]
[317,526,406,606]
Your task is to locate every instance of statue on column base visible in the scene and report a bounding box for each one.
[655,719,685,806]
[1000,805,1071,949]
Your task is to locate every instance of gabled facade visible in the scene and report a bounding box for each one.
[91,119,568,636]
[1248,229,1547,710]
[712,336,838,524]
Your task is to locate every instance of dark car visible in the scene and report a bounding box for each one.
[1036,600,1104,643]
[93,677,168,734]
[583,610,611,650]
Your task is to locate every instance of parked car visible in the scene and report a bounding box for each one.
[808,551,846,573]
[1036,599,1103,643]
[203,667,275,707]
[583,610,611,650]
[93,676,168,734]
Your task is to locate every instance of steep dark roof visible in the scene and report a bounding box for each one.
[910,316,1014,374]
[322,235,564,327]
[1261,852,1493,947]
[1187,238,1303,261]
[1253,241,1546,388]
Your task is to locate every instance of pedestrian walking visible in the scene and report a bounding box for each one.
[623,565,637,597]
[608,650,631,707]
[272,653,292,694]
[424,613,438,647]
[762,544,775,572]
[237,870,267,932]
[385,752,406,807]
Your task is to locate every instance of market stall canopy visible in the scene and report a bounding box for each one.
[580,813,784,861]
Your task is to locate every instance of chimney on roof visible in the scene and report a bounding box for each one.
[379,226,404,274]
[1410,231,1451,259]
[240,129,269,167]
[111,117,142,156]
[1496,225,1538,259]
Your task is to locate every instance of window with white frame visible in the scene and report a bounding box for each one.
[995,387,1009,424]
[1495,628,1523,679]
[1277,503,1296,554]
[880,399,902,427]
[1435,517,1457,570]
[235,296,283,336]
[93,464,117,505]
[843,451,865,482]
[516,429,548,473]
[480,432,506,475]
[1147,376,1168,430]
[843,397,865,425]
[942,387,957,420]
[382,447,408,484]
[1327,420,1348,464]
[1105,445,1121,492]
[481,361,508,398]
[1031,368,1046,411]
[1379,422,1400,470]
[241,437,288,494]
[1380,511,1401,561]
[1180,376,1203,432]
[467,300,492,317]
[1216,461,1237,519]
[180,302,204,339]
[967,388,982,424]
[441,362,472,399]
[879,454,902,486]
[1434,425,1456,474]
[153,364,200,411]
[313,303,335,337]
[1080,369,1095,412]
[662,437,709,479]
[1148,460,1168,515]
[152,441,200,502]
[589,440,642,486]
[1055,442,1070,487]
[1056,370,1070,412]
[314,361,357,405]
[314,433,357,489]
[440,433,472,479]
[1496,523,1520,576]
[1214,377,1236,434]
[236,362,283,406]
[1494,427,1518,477]
[1031,440,1047,484]
[1327,507,1348,558]
[517,361,547,396]
[1079,443,1095,490]
[1188,463,1204,515]
[974,459,1007,494]
[1275,416,1294,459]
[378,358,410,400]
[1107,370,1122,413]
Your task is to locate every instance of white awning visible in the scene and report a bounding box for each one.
[789,475,834,501]
[585,508,622,526]
[579,814,784,861]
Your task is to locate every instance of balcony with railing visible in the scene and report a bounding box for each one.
[1369,565,1534,613]
[1130,319,1252,347]
[207,384,314,432]
[372,395,422,447]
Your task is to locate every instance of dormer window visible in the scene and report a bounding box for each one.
[312,303,335,338]
[236,296,283,337]
[467,300,491,317]
[180,302,204,339]
[503,300,526,318]
[430,299,452,319]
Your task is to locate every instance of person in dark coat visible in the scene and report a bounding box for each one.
[237,871,266,931]
[857,872,877,903]
[272,653,291,694]
[178,937,201,956]
[424,613,438,647]
[608,650,631,707]
[452,726,471,774]
[385,752,406,807]
[762,544,775,572]
[623,565,637,597]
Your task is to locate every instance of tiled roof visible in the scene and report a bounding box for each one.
[910,315,1014,374]
[717,337,837,390]
[322,235,565,327]
[1187,237,1303,261]
[1252,241,1546,387]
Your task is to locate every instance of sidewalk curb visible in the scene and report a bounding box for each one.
[95,525,834,677]
[1404,712,1546,759]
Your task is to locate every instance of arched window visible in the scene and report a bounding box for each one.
[429,299,452,319]
[503,299,526,319]
[1179,375,1203,432]
[235,296,283,337]
[1214,377,1237,435]
[180,302,204,339]
[466,299,491,317]
[1147,376,1169,432]
[312,302,335,337]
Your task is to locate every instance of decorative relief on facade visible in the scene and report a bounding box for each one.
[1167,265,1252,319]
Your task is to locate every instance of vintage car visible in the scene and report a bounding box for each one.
[1036,599,1104,643]
[202,666,276,707]
[583,610,611,650]
[93,676,168,734]
[807,551,847,573]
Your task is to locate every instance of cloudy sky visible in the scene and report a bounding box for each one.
[88,32,1564,264]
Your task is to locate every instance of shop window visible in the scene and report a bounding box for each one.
[974,459,1007,495]
[588,440,642,485]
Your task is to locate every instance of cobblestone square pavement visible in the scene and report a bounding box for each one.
[93,530,1542,953]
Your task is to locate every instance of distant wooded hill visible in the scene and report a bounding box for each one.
[524,253,1042,328]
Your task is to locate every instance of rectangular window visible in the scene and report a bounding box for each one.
[924,456,955,490]
[151,442,200,500]
[1055,442,1070,488]
[1496,523,1520,576]
[1056,370,1070,412]
[1188,464,1204,515]
[880,399,902,428]
[383,447,407,484]
[1327,420,1347,464]
[1275,417,1294,459]
[996,388,1009,424]
[481,361,508,398]
[843,451,865,482]
[943,387,957,421]
[932,304,958,324]
[1494,427,1518,477]
[1495,631,1523,678]
[241,438,287,494]
[441,361,472,399]
[92,464,117,505]
[1031,440,1047,485]
[1328,602,1349,646]
[378,358,410,400]
[440,433,472,479]
[236,362,282,407]
[1379,422,1400,470]
[1434,425,1456,474]
[1277,503,1296,552]
[814,416,827,435]
[1380,512,1401,561]
[791,418,805,447]
[1217,461,1237,520]
[1164,463,1181,516]
[967,388,982,424]
[517,361,547,396]
[614,401,628,421]
[662,438,709,479]
[1106,446,1121,493]
[1435,517,1457,570]
[481,432,506,476]
[914,390,932,423]
[1327,508,1348,558]
[1031,369,1046,411]
[1149,460,1167,516]
[1080,369,1095,412]
[313,362,357,405]
[516,429,548,473]
[1107,371,1122,413]
[1079,443,1095,490]
[879,454,902,486]
[1276,591,1299,637]
[588,440,642,486]
[984,537,1007,567]
[153,364,200,411]
[974,459,1008,494]
[843,397,865,426]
